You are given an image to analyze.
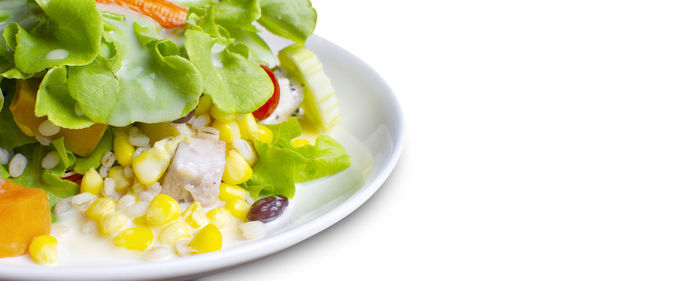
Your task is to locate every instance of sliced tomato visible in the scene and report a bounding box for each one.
[253,65,281,121]
[96,0,188,29]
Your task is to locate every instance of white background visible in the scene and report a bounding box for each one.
[206,1,700,280]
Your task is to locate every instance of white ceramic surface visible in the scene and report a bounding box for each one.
[0,34,404,281]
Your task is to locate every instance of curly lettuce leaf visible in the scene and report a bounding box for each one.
[0,0,41,31]
[184,29,272,114]
[0,163,7,179]
[73,128,113,174]
[0,0,40,77]
[257,0,316,44]
[67,16,203,126]
[293,135,351,182]
[213,0,261,32]
[186,6,223,36]
[247,142,305,198]
[36,66,94,129]
[188,2,275,65]
[2,0,102,75]
[51,137,76,168]
[9,143,80,214]
[225,27,276,66]
[0,89,36,151]
[246,118,350,198]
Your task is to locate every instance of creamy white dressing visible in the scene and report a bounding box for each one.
[137,76,157,98]
[211,43,227,69]
[260,69,305,125]
[41,197,290,265]
[45,49,69,60]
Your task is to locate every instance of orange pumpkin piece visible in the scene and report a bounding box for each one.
[0,179,23,193]
[0,183,51,258]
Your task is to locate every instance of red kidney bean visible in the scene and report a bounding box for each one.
[247,195,289,222]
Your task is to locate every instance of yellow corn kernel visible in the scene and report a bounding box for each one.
[233,139,257,166]
[195,95,213,116]
[133,215,147,226]
[86,197,116,221]
[190,224,222,254]
[131,182,147,195]
[211,120,241,144]
[184,202,208,229]
[113,226,153,251]
[218,183,250,202]
[98,211,129,236]
[211,106,237,122]
[159,221,192,245]
[291,138,310,147]
[206,208,234,229]
[81,168,103,195]
[29,235,58,264]
[133,137,182,185]
[224,196,250,221]
[236,113,258,140]
[109,166,132,194]
[146,194,181,226]
[222,150,252,185]
[113,127,135,167]
[257,125,273,143]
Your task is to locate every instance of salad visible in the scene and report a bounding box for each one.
[0,0,349,265]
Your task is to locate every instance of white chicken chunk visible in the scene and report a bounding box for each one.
[161,138,226,207]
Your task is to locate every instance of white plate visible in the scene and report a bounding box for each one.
[0,34,404,281]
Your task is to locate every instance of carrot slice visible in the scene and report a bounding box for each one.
[0,186,51,258]
[97,0,188,29]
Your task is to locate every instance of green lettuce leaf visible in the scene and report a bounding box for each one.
[0,89,36,151]
[247,142,305,198]
[246,118,350,198]
[51,137,76,168]
[36,66,94,129]
[9,143,80,214]
[224,27,276,66]
[213,0,261,32]
[0,0,41,32]
[186,6,223,36]
[186,0,260,33]
[257,0,316,44]
[0,163,7,179]
[293,135,351,182]
[2,0,103,75]
[184,29,273,114]
[73,128,113,174]
[0,0,40,77]
[0,78,3,110]
[67,16,203,126]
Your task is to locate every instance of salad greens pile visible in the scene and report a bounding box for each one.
[0,0,350,213]
[247,118,350,199]
[0,0,317,127]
